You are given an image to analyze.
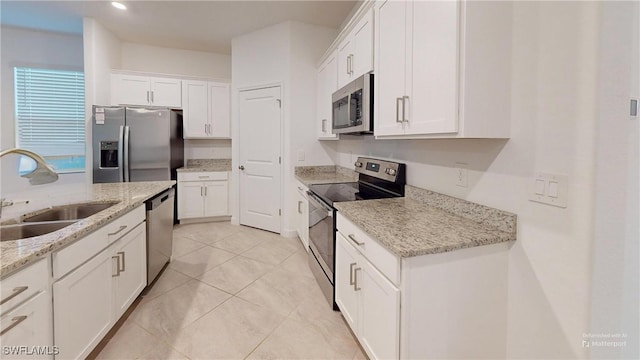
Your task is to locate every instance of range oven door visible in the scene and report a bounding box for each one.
[307,191,335,282]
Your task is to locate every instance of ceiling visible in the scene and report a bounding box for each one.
[0,0,359,54]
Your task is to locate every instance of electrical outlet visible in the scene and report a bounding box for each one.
[297,150,305,161]
[455,163,468,187]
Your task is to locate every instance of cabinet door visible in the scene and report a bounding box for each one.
[111,74,150,106]
[112,222,146,319]
[0,291,53,360]
[337,37,354,88]
[203,181,229,217]
[374,0,408,136]
[150,77,182,107]
[335,233,360,334]
[317,53,338,140]
[405,1,459,135]
[359,259,400,360]
[53,249,114,359]
[178,182,205,219]
[352,10,374,78]
[182,80,209,138]
[209,83,231,138]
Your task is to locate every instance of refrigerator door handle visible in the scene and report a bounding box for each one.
[123,125,130,182]
[117,125,125,182]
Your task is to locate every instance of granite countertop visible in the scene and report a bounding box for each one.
[177,159,231,172]
[334,185,517,258]
[0,181,175,277]
[294,165,358,187]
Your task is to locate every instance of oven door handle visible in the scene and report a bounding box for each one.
[307,191,333,213]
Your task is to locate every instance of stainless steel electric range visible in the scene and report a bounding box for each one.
[306,157,406,309]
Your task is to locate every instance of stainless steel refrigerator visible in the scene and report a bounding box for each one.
[92,106,184,183]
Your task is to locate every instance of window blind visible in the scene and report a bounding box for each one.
[14,67,85,158]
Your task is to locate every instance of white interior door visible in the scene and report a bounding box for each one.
[238,86,282,233]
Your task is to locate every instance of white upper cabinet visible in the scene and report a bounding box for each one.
[111,74,182,107]
[374,0,512,139]
[182,80,230,139]
[337,9,374,88]
[317,50,339,140]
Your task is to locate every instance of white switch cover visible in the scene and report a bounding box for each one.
[455,163,468,187]
[297,150,305,161]
[528,173,568,208]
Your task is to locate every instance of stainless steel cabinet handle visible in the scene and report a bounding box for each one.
[151,91,154,103]
[396,98,403,123]
[403,96,409,122]
[297,187,304,191]
[322,119,327,132]
[0,286,28,305]
[201,186,203,196]
[204,187,207,196]
[349,262,356,286]
[198,176,210,179]
[348,234,364,246]
[354,267,361,291]
[118,251,125,272]
[346,55,350,75]
[146,91,150,103]
[0,316,28,336]
[112,255,120,277]
[349,54,354,75]
[238,165,245,171]
[298,201,303,214]
[108,225,127,236]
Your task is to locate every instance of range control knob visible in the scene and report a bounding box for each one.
[354,162,363,168]
[385,168,397,176]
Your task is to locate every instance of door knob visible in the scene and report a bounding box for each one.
[238,165,245,170]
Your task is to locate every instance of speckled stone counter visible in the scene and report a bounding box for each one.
[334,185,517,258]
[294,165,358,186]
[177,159,231,172]
[0,181,175,277]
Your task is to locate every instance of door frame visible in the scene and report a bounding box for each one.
[236,82,284,234]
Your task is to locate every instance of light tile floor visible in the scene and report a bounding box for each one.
[96,221,366,360]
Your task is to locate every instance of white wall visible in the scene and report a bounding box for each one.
[121,42,231,80]
[333,2,603,358]
[0,26,85,196]
[83,18,122,184]
[120,42,233,162]
[231,21,337,233]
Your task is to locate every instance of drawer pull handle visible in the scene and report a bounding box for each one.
[354,267,362,291]
[108,225,127,236]
[0,286,28,306]
[349,262,357,286]
[198,176,210,179]
[348,234,364,246]
[0,315,27,336]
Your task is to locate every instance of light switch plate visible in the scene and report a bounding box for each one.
[297,150,305,161]
[528,173,568,208]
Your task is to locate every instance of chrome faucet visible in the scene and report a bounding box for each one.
[0,148,59,185]
[0,148,59,217]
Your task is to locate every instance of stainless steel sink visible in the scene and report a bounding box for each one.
[1,220,77,242]
[22,202,119,223]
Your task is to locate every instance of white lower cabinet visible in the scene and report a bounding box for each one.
[0,259,53,360]
[335,212,509,360]
[53,206,146,359]
[178,171,230,220]
[335,232,399,359]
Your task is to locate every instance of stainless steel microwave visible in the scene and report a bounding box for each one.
[331,73,373,134]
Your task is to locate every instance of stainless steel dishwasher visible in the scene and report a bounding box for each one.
[145,187,174,285]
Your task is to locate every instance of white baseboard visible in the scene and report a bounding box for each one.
[178,216,231,225]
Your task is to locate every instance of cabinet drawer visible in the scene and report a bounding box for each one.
[53,205,145,280]
[0,258,49,315]
[178,172,228,182]
[337,213,400,286]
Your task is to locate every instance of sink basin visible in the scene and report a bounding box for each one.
[22,202,119,223]
[1,220,77,242]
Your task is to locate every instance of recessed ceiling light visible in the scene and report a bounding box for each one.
[111,2,127,10]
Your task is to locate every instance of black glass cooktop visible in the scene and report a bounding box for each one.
[308,181,399,207]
